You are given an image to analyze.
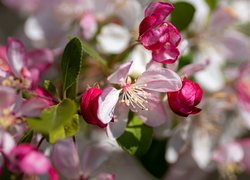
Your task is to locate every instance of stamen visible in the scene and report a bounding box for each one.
[121,83,149,111]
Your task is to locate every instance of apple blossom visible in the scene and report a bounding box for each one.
[98,61,182,138]
[138,2,181,64]
[80,87,108,128]
[0,38,53,89]
[167,78,203,117]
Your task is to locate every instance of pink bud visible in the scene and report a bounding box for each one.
[167,78,203,117]
[80,88,107,128]
[8,144,51,175]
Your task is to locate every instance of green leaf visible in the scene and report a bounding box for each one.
[205,0,219,11]
[64,114,79,137]
[81,40,107,66]
[18,129,33,144]
[117,115,153,157]
[237,22,250,37]
[43,80,58,97]
[61,37,83,99]
[27,99,77,134]
[171,2,195,31]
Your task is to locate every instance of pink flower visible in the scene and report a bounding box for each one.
[212,139,250,173]
[167,78,203,117]
[0,130,57,180]
[51,138,115,180]
[7,144,58,179]
[80,87,108,128]
[97,61,182,138]
[138,2,181,64]
[1,37,53,89]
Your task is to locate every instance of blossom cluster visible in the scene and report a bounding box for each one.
[0,0,250,179]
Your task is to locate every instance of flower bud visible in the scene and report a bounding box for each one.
[167,78,203,117]
[80,88,107,128]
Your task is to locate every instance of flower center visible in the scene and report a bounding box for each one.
[120,77,149,111]
[2,76,31,89]
[0,109,16,129]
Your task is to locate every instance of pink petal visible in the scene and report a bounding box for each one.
[137,93,167,127]
[97,87,121,124]
[27,48,53,74]
[51,138,81,179]
[81,143,114,177]
[144,2,174,26]
[152,44,180,64]
[106,103,129,138]
[179,59,210,77]
[15,97,51,117]
[107,62,132,84]
[0,85,17,110]
[139,23,169,50]
[136,67,182,92]
[167,22,182,46]
[7,37,26,77]
[92,173,115,180]
[19,151,51,174]
[0,46,10,72]
[80,12,98,40]
[139,16,157,36]
[0,129,16,154]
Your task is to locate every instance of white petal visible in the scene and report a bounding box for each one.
[81,142,115,177]
[137,93,167,127]
[106,103,129,139]
[51,138,81,179]
[107,61,132,84]
[0,129,15,154]
[127,45,151,76]
[136,67,182,92]
[97,87,121,124]
[97,23,130,54]
[191,129,212,169]
[7,38,26,77]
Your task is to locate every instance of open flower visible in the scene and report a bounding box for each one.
[0,130,57,180]
[80,87,107,128]
[0,37,53,89]
[167,78,203,117]
[97,61,182,138]
[138,2,181,64]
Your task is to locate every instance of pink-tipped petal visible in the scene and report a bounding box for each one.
[7,37,26,77]
[27,48,53,74]
[107,62,132,84]
[139,23,169,50]
[106,103,129,138]
[0,85,17,110]
[97,87,121,124]
[136,68,182,92]
[137,93,167,127]
[152,44,180,64]
[51,139,81,179]
[144,2,174,26]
